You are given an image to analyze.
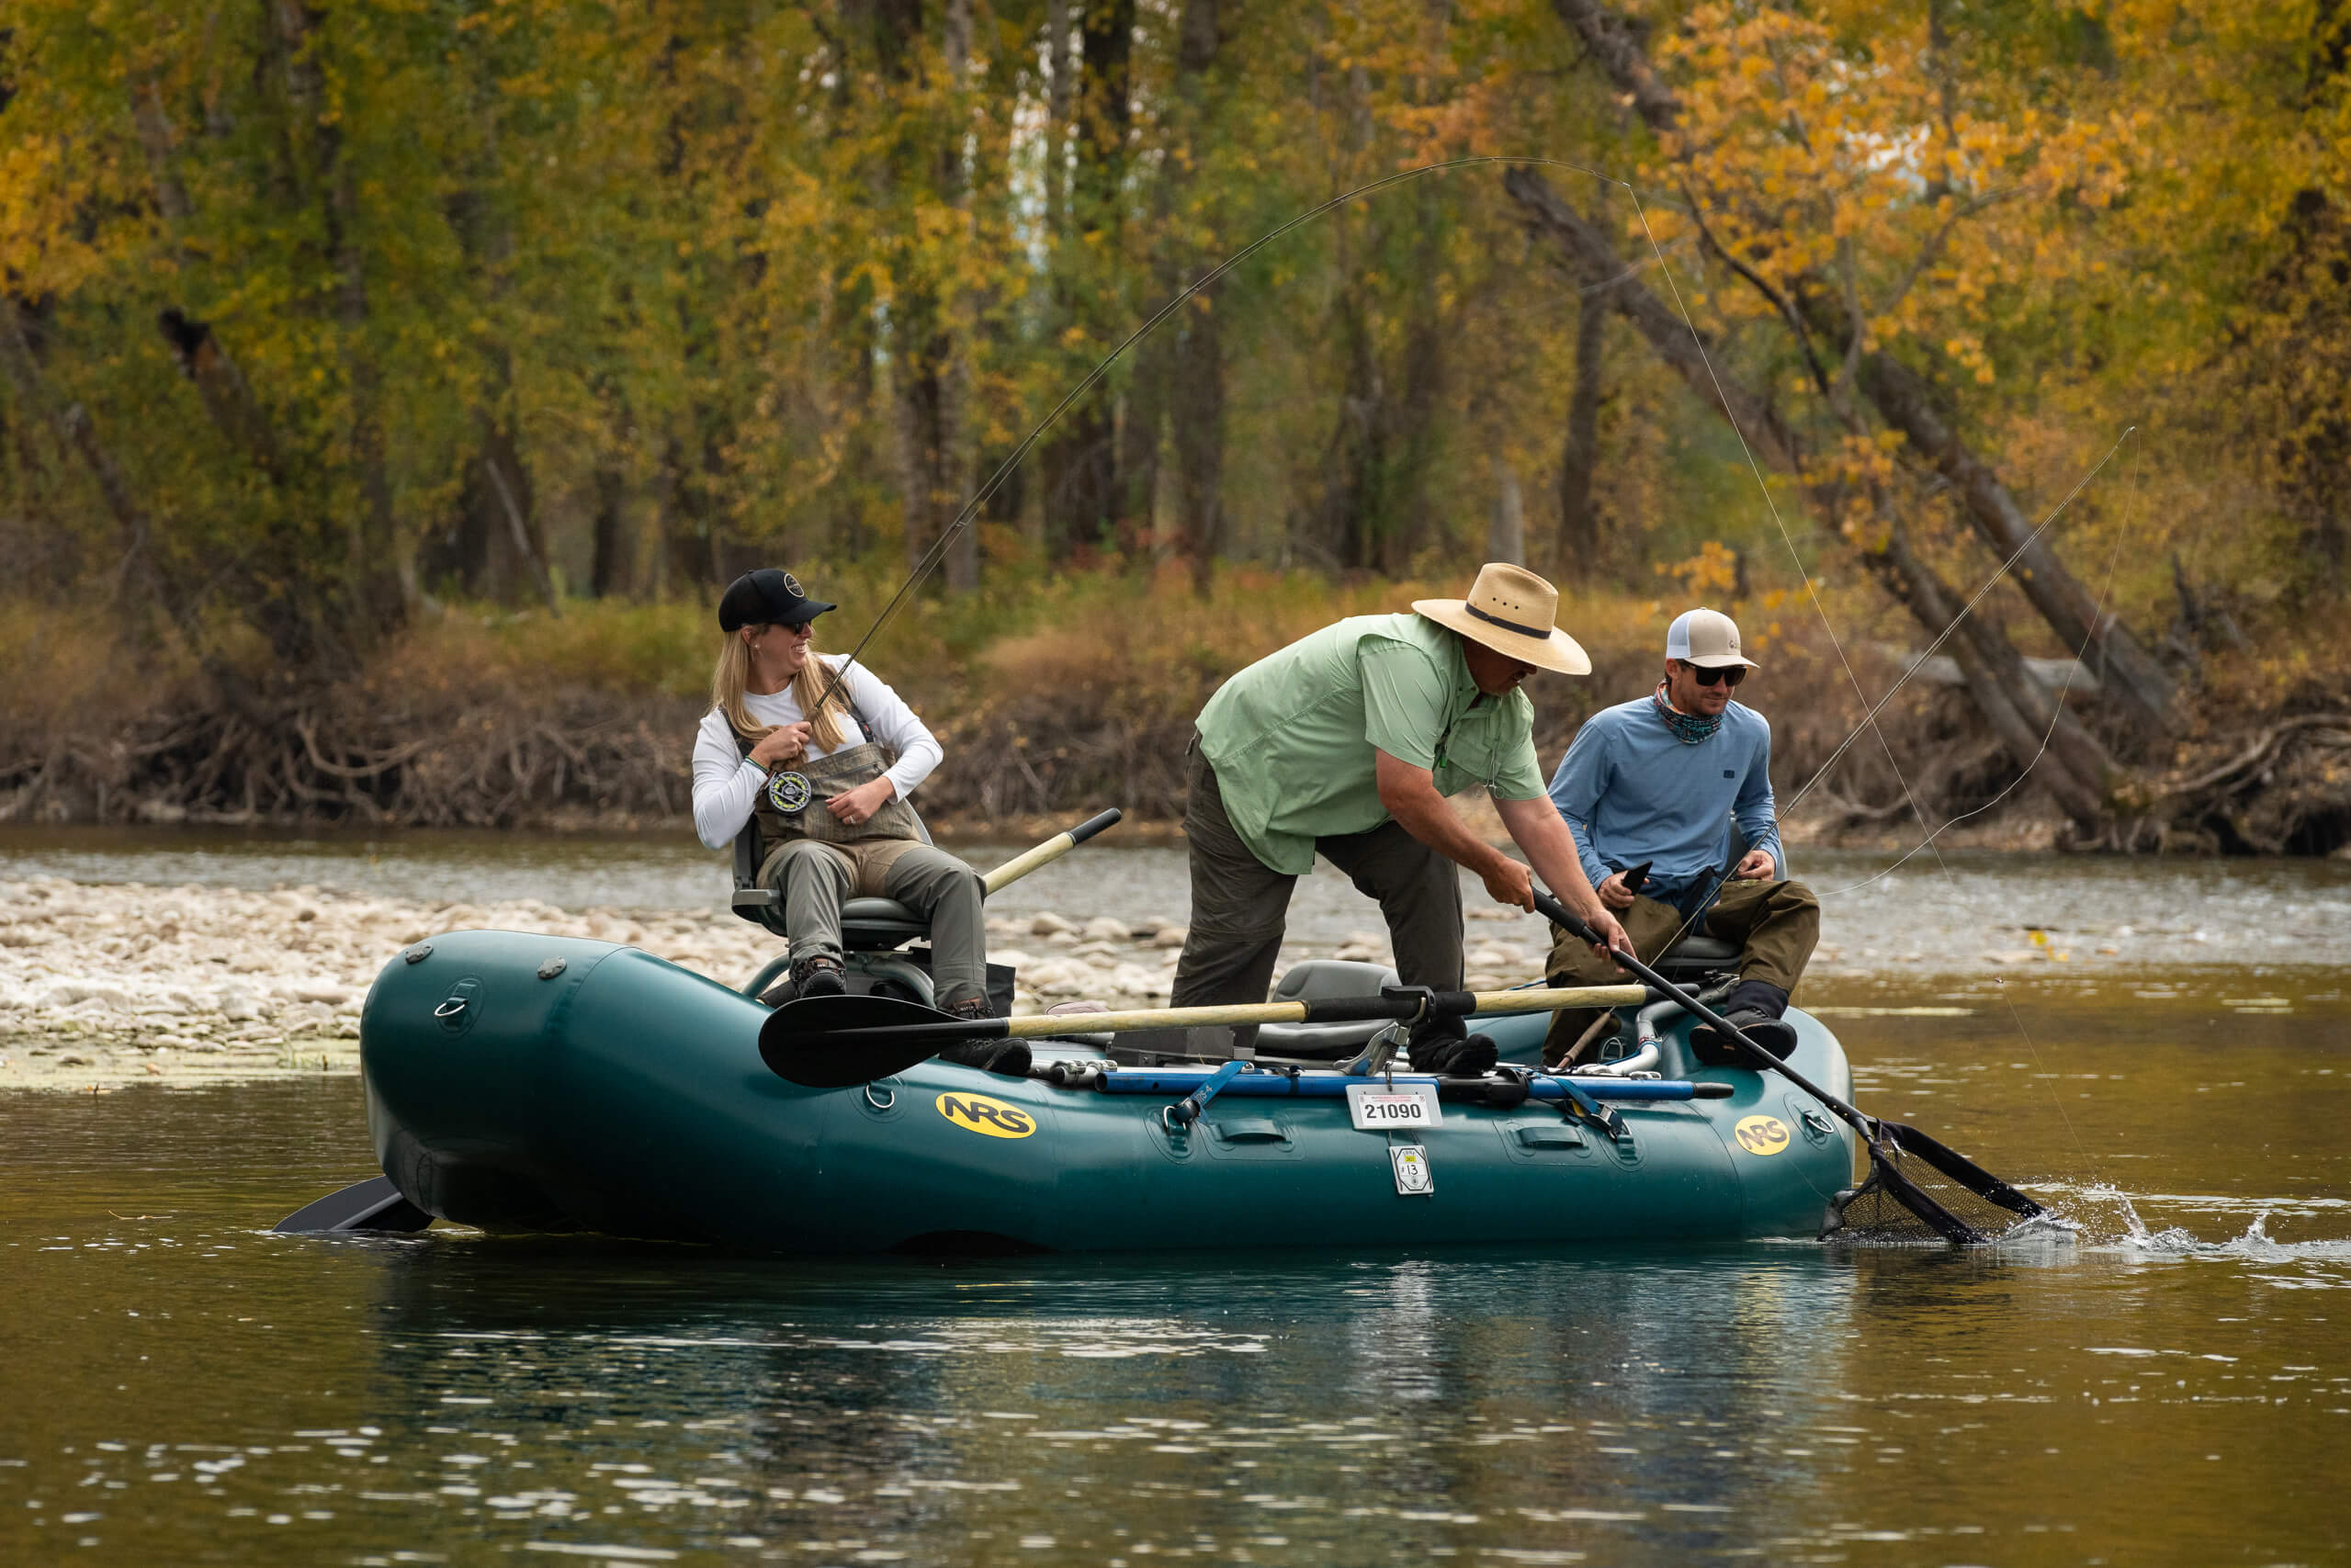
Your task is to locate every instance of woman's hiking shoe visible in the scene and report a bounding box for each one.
[794,957,847,1000]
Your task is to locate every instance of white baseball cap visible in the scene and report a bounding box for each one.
[1665,607,1758,670]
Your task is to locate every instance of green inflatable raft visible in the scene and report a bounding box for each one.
[356,928,1859,1252]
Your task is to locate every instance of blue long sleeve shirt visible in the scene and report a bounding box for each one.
[1546,696,1787,909]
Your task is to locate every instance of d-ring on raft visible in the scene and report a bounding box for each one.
[307,924,1859,1252]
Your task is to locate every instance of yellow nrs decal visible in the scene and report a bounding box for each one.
[934,1091,1037,1140]
[1734,1114,1791,1157]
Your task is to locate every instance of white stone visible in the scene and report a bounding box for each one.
[1029,912,1077,936]
[1081,916,1132,943]
[1151,926,1188,950]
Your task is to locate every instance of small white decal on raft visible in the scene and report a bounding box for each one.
[1390,1145,1434,1196]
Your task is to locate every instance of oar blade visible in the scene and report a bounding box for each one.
[274,1175,433,1234]
[1824,1120,2047,1246]
[759,993,966,1088]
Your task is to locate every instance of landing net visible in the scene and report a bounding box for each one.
[1825,1121,2046,1246]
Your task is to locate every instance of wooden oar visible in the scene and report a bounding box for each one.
[1532,891,2042,1243]
[759,984,1648,1089]
[980,807,1124,895]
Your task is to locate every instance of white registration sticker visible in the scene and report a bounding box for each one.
[1389,1144,1435,1196]
[1345,1081,1442,1132]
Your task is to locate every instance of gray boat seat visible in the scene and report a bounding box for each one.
[839,897,928,948]
[1254,959,1402,1057]
[729,888,929,949]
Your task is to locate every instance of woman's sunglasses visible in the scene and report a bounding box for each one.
[1687,663,1746,687]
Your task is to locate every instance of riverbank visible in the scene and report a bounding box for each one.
[7,832,2346,1090]
[9,570,2348,854]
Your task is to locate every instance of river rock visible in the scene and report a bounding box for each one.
[1151,926,1188,949]
[1081,916,1132,943]
[1030,912,1076,936]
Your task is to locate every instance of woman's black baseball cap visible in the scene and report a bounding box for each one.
[718,569,836,631]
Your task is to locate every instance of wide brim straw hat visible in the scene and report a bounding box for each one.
[1413,562,1591,675]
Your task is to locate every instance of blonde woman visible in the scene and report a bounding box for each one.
[691,569,1019,1074]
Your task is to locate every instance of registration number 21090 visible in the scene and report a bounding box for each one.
[1344,1082,1442,1132]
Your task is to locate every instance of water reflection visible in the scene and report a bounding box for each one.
[4,1004,2349,1565]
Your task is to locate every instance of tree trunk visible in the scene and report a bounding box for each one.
[1555,282,1606,581]
[275,0,402,650]
[1488,459,1526,567]
[1855,519,2113,829]
[1546,0,2174,742]
[0,306,173,639]
[1505,167,2120,831]
[1170,284,1225,594]
[1852,350,2174,739]
[1037,0,1134,560]
[156,310,285,486]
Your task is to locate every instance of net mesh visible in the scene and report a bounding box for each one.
[1825,1122,2044,1246]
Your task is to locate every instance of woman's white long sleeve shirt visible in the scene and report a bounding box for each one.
[690,657,945,851]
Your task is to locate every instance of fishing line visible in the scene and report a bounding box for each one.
[1816,442,2136,897]
[1618,178,2138,1197]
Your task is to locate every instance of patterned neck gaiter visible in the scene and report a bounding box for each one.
[1652,682,1723,745]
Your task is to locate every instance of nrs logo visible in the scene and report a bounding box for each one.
[1734,1114,1791,1157]
[934,1092,1036,1140]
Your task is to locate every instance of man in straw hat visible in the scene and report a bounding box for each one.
[1539,606,1820,1066]
[1171,562,1630,1075]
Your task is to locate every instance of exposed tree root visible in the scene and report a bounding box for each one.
[1,659,2345,858]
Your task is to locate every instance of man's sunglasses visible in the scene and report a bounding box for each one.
[1686,662,1746,688]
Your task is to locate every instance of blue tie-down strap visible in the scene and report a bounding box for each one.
[1098,1067,1707,1107]
[1534,1075,1628,1141]
[1164,1059,1251,1129]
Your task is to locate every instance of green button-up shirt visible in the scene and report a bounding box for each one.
[1195,612,1549,874]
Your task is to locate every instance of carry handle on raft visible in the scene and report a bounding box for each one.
[757,983,1646,1091]
[1532,891,2045,1245]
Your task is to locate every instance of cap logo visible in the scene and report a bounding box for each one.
[780,571,805,597]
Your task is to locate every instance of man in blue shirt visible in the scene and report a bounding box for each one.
[1542,607,1820,1064]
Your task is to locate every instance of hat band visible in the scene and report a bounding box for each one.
[1465,604,1550,640]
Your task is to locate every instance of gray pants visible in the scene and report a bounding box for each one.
[1170,746,1464,1020]
[765,838,989,1010]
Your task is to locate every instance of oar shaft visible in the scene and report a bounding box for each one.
[1532,892,1871,1136]
[981,808,1124,896]
[990,984,1646,1041]
[829,984,1645,1047]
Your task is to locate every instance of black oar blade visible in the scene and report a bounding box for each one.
[759,993,970,1089]
[1876,1120,2043,1218]
[274,1175,433,1234]
[1529,890,2040,1247]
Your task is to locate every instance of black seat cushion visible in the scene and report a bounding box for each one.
[1654,933,1741,980]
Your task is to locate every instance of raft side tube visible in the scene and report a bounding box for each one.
[362,931,1859,1252]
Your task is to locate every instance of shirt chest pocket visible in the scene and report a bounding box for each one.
[1433,716,1509,795]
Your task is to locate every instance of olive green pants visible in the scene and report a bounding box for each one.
[764,837,989,1010]
[1171,746,1464,1028]
[1542,876,1820,1059]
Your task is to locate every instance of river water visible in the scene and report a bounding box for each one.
[3,829,2349,1564]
